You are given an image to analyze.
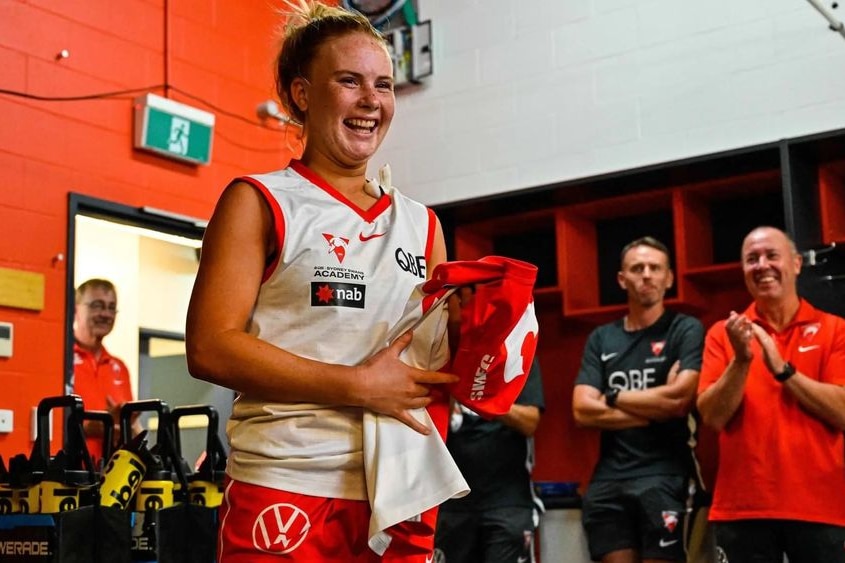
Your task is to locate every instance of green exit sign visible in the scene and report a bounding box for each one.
[134,93,215,165]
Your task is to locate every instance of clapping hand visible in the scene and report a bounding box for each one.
[725,311,754,362]
[750,322,786,376]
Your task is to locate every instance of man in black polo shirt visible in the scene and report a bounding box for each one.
[572,236,704,563]
[435,358,545,563]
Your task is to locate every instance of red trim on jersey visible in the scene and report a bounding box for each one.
[290,160,391,222]
[424,208,436,263]
[237,177,285,283]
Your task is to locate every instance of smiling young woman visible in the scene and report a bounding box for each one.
[184,2,455,562]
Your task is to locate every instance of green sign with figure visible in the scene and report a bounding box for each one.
[134,93,215,165]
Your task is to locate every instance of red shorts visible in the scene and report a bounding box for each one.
[218,399,449,562]
[218,479,439,562]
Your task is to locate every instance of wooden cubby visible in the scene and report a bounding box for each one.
[675,169,783,305]
[558,189,677,323]
[436,127,845,488]
[451,169,786,321]
[441,135,795,316]
[819,158,845,244]
[453,208,560,292]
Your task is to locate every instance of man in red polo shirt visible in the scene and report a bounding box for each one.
[697,226,845,562]
[72,278,140,465]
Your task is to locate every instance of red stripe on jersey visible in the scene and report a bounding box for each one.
[424,208,436,263]
[236,176,285,283]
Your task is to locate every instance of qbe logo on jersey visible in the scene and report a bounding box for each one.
[311,282,366,308]
[252,503,311,554]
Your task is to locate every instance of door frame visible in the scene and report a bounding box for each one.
[65,193,206,392]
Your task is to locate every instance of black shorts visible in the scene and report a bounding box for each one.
[713,519,845,563]
[581,474,689,562]
[435,506,535,563]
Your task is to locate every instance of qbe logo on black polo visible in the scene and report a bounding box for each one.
[311,282,366,308]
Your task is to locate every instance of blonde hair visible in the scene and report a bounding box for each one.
[275,1,386,124]
[75,278,116,304]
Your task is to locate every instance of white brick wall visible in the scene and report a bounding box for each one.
[374,0,845,205]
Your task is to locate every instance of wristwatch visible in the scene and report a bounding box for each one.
[774,361,796,382]
[605,387,620,408]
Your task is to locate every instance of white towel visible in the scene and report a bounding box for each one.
[363,283,469,554]
[363,407,470,554]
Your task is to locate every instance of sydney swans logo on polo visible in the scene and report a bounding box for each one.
[646,340,668,364]
[252,503,311,554]
[802,323,820,339]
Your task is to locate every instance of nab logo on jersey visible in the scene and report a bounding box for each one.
[311,282,366,309]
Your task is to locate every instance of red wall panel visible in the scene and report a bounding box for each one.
[0,45,27,92]
[0,0,296,457]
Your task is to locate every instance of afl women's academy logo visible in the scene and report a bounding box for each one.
[252,503,311,554]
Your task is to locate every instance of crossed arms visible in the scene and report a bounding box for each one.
[573,362,699,430]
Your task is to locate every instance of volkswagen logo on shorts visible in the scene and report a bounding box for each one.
[252,503,311,554]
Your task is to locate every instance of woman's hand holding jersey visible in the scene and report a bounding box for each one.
[357,330,458,435]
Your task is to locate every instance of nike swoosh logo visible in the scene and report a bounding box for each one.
[659,539,678,547]
[359,232,386,242]
[601,352,618,362]
[798,345,820,352]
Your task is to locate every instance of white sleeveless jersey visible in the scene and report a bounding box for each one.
[226,161,448,500]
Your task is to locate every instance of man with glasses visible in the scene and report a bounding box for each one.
[72,278,139,464]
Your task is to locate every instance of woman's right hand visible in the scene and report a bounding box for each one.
[357,331,458,434]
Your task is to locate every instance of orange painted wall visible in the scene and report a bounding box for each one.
[0,0,306,458]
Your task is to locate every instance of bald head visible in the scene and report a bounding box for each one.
[742,227,797,257]
[741,227,802,304]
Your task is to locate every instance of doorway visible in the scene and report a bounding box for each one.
[67,194,231,463]
[139,330,232,467]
